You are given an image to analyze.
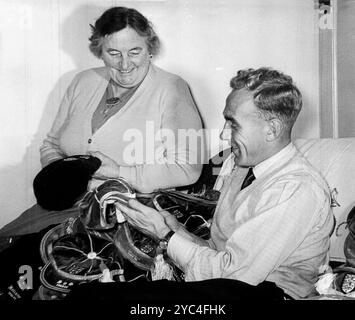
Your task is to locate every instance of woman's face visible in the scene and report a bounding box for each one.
[101,27,151,88]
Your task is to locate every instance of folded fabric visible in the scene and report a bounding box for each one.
[33,155,101,211]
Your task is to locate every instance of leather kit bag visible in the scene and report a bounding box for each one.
[78,179,219,271]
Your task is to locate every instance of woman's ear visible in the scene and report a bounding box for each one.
[266,118,284,141]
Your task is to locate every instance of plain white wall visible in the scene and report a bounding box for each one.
[0,0,319,228]
[337,0,355,138]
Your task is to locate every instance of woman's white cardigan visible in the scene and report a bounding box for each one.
[40,64,204,193]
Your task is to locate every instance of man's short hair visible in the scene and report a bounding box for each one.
[230,67,302,131]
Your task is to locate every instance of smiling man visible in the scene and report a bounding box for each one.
[66,67,335,302]
[113,67,335,301]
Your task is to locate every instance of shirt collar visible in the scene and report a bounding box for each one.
[253,142,296,179]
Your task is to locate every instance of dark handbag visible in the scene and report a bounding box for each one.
[344,206,355,266]
[333,206,355,294]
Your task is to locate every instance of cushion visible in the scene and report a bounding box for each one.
[294,138,355,262]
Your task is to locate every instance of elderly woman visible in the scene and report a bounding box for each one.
[41,6,203,193]
[0,7,203,239]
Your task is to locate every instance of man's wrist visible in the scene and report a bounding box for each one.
[159,226,172,239]
[158,229,175,252]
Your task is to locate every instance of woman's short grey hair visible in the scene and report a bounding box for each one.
[230,67,303,131]
[89,6,161,58]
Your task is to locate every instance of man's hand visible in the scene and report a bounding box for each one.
[88,151,120,180]
[116,199,177,239]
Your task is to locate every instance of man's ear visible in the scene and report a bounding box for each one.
[266,118,284,141]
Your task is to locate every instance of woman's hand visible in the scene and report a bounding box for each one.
[116,199,178,239]
[88,151,120,180]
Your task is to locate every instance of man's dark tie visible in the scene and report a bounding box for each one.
[241,167,255,190]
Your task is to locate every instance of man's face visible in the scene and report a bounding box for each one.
[101,27,151,88]
[220,89,270,167]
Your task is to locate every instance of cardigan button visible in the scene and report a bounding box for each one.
[88,138,92,144]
